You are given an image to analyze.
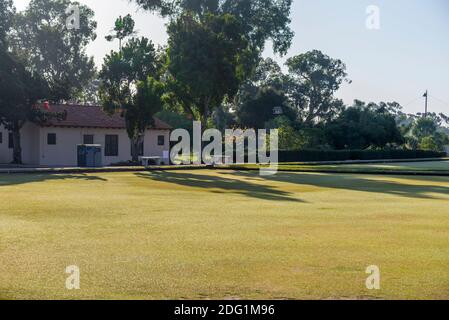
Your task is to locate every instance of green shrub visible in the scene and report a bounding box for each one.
[277,149,446,163]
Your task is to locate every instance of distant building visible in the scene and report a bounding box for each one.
[0,104,171,167]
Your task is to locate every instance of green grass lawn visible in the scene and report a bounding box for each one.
[1,169,449,300]
[344,160,449,170]
[230,160,449,174]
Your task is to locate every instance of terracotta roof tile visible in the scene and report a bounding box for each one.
[42,104,171,130]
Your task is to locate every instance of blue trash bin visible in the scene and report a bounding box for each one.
[77,145,102,167]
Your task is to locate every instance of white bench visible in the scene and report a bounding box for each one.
[140,151,170,167]
[140,156,162,167]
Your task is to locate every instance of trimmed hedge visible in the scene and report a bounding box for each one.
[277,149,447,163]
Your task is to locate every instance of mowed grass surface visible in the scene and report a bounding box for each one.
[1,170,449,300]
[300,160,449,172]
[231,160,449,174]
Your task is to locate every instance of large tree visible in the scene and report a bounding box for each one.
[11,0,97,102]
[0,47,65,164]
[410,117,449,152]
[99,36,165,162]
[135,0,294,126]
[233,57,290,126]
[285,50,350,125]
[166,12,253,126]
[235,87,296,129]
[325,100,404,150]
[235,57,286,107]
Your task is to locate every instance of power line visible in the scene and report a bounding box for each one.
[398,93,448,116]
[429,94,449,109]
[402,96,421,108]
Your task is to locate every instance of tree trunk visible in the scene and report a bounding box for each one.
[130,135,142,163]
[202,96,211,132]
[198,98,212,165]
[200,114,208,133]
[200,114,210,164]
[11,122,22,165]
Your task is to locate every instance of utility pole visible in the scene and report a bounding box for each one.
[423,90,428,117]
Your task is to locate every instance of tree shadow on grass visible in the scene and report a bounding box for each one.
[0,173,107,187]
[221,170,449,200]
[135,171,305,203]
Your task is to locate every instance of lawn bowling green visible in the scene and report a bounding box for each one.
[1,168,449,299]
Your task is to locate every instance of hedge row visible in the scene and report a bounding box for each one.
[277,149,447,163]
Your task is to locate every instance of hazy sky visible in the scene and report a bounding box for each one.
[14,0,449,115]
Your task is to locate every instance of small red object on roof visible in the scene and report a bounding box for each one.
[43,101,50,110]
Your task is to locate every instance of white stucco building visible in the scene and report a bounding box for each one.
[0,104,171,167]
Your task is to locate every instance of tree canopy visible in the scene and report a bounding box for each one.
[134,0,294,130]
[234,51,350,131]
[11,0,97,102]
[410,117,449,151]
[105,14,137,50]
[285,50,350,125]
[134,0,294,55]
[166,12,254,124]
[236,87,295,129]
[325,101,404,150]
[0,0,14,44]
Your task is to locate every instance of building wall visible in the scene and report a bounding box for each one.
[143,129,171,163]
[0,123,40,165]
[1,123,170,166]
[38,126,170,167]
[0,124,12,164]
[1,121,171,166]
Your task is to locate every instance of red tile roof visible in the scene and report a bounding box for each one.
[42,104,171,130]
